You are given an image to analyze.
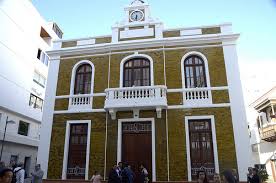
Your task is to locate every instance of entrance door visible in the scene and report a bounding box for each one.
[122,122,152,183]
[189,119,215,180]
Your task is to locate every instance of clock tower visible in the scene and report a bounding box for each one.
[112,0,163,42]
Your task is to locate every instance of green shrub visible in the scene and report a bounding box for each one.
[258,169,269,182]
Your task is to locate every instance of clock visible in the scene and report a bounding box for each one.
[130,10,144,22]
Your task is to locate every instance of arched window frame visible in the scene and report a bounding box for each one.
[70,60,95,95]
[181,51,211,89]
[120,53,154,88]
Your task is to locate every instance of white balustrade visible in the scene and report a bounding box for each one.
[105,86,167,110]
[183,88,212,105]
[68,94,92,110]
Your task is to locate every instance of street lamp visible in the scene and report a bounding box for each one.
[0,116,16,161]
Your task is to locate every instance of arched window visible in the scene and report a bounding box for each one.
[74,64,92,94]
[184,55,207,88]
[123,58,151,87]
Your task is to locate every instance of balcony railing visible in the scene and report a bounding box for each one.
[260,123,276,142]
[105,85,167,119]
[68,94,92,110]
[184,88,212,105]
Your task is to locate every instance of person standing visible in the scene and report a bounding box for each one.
[197,170,209,183]
[232,169,239,183]
[31,164,44,183]
[247,168,253,183]
[13,163,24,183]
[90,171,102,183]
[122,164,135,183]
[108,165,121,183]
[249,168,260,183]
[0,168,13,183]
[140,164,149,183]
[222,170,236,183]
[213,173,221,183]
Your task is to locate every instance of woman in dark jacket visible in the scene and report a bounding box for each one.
[197,170,209,183]
[222,170,236,183]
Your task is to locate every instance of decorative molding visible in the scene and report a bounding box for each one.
[51,43,236,62]
[185,115,219,181]
[47,34,240,58]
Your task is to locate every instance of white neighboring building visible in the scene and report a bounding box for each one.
[0,0,62,176]
[249,86,276,182]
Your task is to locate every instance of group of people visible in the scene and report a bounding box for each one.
[0,161,44,183]
[196,169,239,183]
[105,162,148,183]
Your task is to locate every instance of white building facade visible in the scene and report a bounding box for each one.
[0,0,62,176]
[249,86,276,182]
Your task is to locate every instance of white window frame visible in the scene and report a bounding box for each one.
[117,118,156,182]
[185,115,219,181]
[62,120,91,180]
[180,51,212,104]
[119,53,154,88]
[70,60,95,95]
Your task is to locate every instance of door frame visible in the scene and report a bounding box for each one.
[62,120,91,180]
[185,115,219,181]
[117,118,156,182]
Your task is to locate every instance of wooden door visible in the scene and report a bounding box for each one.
[189,119,215,180]
[122,122,152,183]
[67,124,88,179]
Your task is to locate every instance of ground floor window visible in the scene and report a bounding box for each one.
[188,119,215,180]
[66,123,88,179]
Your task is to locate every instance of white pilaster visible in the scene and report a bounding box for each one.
[37,58,60,178]
[223,41,251,181]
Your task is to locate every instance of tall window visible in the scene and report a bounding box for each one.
[184,55,207,88]
[123,58,150,87]
[67,124,88,179]
[74,64,92,94]
[189,119,215,180]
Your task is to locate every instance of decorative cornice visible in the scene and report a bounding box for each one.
[47,33,239,58]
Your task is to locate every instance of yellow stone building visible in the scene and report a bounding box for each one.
[38,0,250,182]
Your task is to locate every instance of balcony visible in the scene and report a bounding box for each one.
[260,124,276,142]
[68,94,92,111]
[104,86,167,119]
[183,88,212,106]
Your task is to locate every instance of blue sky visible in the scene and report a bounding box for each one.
[33,0,276,103]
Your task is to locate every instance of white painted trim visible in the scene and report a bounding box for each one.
[185,115,219,181]
[54,109,106,114]
[222,43,251,181]
[47,34,239,58]
[117,118,156,181]
[119,53,154,87]
[168,103,230,109]
[62,120,91,180]
[53,103,231,114]
[70,60,95,96]
[51,43,236,62]
[37,59,60,179]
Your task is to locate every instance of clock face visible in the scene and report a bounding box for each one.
[130,10,144,22]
